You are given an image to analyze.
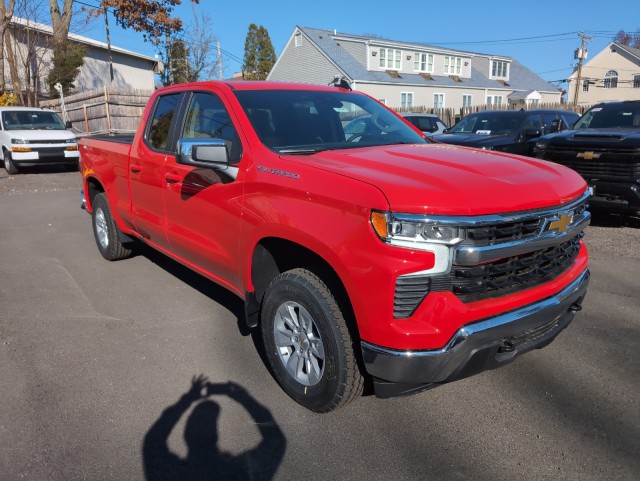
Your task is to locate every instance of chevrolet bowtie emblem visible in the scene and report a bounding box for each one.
[577,151,601,160]
[549,213,573,233]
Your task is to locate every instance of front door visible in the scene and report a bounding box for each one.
[163,91,245,292]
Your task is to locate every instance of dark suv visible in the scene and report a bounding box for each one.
[534,100,640,215]
[432,109,579,157]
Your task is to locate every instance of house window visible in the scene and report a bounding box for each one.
[414,52,434,72]
[582,79,589,92]
[434,93,444,109]
[486,95,503,106]
[379,48,401,70]
[633,74,640,88]
[462,94,472,107]
[378,99,387,105]
[491,60,509,78]
[444,56,462,75]
[603,70,618,89]
[401,92,414,109]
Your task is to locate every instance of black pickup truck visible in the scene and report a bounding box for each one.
[534,100,640,215]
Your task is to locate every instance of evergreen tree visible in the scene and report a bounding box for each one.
[161,38,194,85]
[242,24,275,80]
[47,43,86,95]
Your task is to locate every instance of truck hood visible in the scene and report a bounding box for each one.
[543,128,640,147]
[291,143,586,215]
[5,129,76,142]
[431,133,515,148]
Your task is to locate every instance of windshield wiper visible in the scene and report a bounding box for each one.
[277,146,331,155]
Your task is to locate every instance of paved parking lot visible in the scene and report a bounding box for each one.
[1,169,639,481]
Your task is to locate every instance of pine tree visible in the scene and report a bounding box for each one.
[242,24,275,80]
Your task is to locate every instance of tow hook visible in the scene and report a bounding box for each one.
[497,338,515,353]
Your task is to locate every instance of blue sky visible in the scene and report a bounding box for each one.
[81,0,639,88]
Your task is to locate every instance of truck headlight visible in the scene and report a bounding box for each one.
[11,138,28,144]
[371,211,463,274]
[534,141,547,150]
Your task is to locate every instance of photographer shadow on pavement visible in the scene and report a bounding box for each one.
[142,375,286,481]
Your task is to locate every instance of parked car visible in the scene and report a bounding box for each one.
[534,100,640,215]
[0,107,78,174]
[432,109,579,157]
[401,113,448,135]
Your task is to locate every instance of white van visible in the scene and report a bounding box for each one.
[0,107,79,174]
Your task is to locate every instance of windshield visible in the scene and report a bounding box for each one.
[449,111,522,135]
[233,89,425,153]
[574,103,640,129]
[1,110,67,131]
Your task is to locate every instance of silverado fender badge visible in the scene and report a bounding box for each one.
[549,213,573,233]
[577,151,601,160]
[257,165,300,180]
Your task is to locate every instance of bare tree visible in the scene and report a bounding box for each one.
[0,0,16,92]
[186,4,218,81]
[6,0,51,105]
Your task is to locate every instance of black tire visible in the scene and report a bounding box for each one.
[4,151,19,175]
[91,193,133,261]
[261,268,364,412]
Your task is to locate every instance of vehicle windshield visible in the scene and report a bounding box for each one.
[233,89,426,153]
[574,103,640,129]
[1,110,67,131]
[449,111,522,135]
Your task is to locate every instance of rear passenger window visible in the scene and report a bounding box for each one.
[147,94,181,151]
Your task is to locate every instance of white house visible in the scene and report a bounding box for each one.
[5,17,162,99]
[268,26,562,110]
[568,42,640,105]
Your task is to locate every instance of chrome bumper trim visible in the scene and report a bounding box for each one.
[362,269,590,384]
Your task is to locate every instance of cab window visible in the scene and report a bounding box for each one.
[181,92,242,163]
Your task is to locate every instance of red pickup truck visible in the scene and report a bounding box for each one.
[80,81,590,412]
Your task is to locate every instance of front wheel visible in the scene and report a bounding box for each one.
[3,151,19,175]
[91,193,133,261]
[261,268,364,412]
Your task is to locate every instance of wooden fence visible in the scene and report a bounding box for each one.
[394,102,593,128]
[40,89,592,136]
[40,87,153,136]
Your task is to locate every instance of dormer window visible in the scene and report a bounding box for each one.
[491,60,509,78]
[444,56,462,75]
[414,52,434,73]
[379,48,401,70]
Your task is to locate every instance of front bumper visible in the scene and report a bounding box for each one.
[587,181,640,214]
[362,268,589,390]
[11,149,79,166]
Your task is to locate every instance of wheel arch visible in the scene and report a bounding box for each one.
[245,237,357,338]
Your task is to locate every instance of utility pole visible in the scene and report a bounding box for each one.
[572,32,592,106]
[104,6,114,84]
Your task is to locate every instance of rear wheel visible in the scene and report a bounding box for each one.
[261,268,364,412]
[3,151,19,175]
[91,193,133,261]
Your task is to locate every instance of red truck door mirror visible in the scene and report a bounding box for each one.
[177,138,230,168]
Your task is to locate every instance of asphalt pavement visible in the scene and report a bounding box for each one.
[0,168,638,481]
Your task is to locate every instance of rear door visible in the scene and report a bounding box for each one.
[129,92,185,249]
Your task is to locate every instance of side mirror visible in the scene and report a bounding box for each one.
[177,138,230,169]
[65,120,73,129]
[521,128,541,140]
[443,128,450,134]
